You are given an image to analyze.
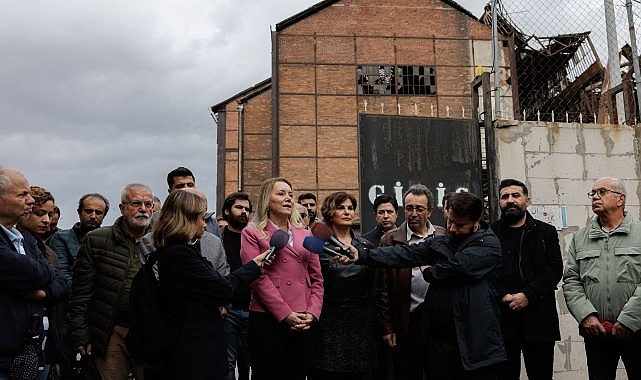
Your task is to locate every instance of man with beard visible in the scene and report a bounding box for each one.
[298,193,319,228]
[50,193,109,287]
[490,179,562,380]
[220,192,253,380]
[68,183,154,380]
[563,177,641,379]
[341,192,506,379]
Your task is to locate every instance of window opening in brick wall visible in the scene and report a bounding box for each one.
[358,65,395,94]
[357,65,436,95]
[397,66,436,95]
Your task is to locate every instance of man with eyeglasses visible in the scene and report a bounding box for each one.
[375,184,446,380]
[490,179,562,380]
[69,183,154,380]
[220,192,253,380]
[563,177,641,379]
[50,193,110,288]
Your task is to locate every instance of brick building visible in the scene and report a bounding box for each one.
[211,0,511,216]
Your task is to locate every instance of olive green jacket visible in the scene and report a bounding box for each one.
[68,217,145,355]
[563,212,641,332]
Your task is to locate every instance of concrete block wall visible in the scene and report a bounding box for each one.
[495,120,641,379]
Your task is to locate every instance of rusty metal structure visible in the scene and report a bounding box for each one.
[482,1,639,124]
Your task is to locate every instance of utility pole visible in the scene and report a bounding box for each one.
[492,0,502,120]
[626,0,641,122]
[605,0,625,124]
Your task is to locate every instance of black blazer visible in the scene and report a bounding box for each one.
[491,212,563,342]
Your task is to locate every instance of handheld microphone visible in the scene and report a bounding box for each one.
[264,230,289,262]
[310,222,352,257]
[303,236,343,258]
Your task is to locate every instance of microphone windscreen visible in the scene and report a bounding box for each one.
[270,230,289,250]
[303,236,326,254]
[311,222,333,241]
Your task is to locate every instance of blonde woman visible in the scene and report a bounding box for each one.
[240,177,324,380]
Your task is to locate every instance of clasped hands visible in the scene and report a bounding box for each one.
[284,311,315,332]
[581,314,632,339]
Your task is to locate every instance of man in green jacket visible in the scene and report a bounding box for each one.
[68,183,154,380]
[563,177,641,379]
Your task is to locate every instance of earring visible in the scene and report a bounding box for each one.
[266,206,270,212]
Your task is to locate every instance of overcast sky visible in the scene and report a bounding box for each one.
[0,0,484,227]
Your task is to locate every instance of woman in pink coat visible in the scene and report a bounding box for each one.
[240,177,324,380]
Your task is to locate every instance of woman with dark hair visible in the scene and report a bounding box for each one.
[308,191,378,380]
[153,189,270,380]
[18,186,67,380]
[240,177,324,380]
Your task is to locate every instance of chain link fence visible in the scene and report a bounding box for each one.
[488,0,641,124]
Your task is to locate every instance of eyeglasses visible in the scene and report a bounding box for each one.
[404,205,428,213]
[587,188,622,198]
[123,200,154,209]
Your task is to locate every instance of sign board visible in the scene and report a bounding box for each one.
[358,114,483,232]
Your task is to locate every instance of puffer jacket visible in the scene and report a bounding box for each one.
[68,217,145,356]
[563,212,641,333]
[49,222,86,288]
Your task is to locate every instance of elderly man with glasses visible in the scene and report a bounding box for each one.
[375,184,446,380]
[68,183,154,380]
[563,177,641,380]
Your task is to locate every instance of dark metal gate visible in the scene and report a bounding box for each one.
[358,114,483,231]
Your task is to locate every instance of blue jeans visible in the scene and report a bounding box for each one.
[223,308,251,380]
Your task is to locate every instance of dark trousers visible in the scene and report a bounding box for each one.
[249,311,313,380]
[425,337,498,380]
[223,308,251,380]
[391,308,425,380]
[584,336,641,380]
[308,368,367,380]
[498,339,554,380]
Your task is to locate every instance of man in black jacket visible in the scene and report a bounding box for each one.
[343,192,506,379]
[490,179,562,380]
[0,166,68,378]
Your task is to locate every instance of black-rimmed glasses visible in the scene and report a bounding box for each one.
[587,188,622,198]
[123,200,154,209]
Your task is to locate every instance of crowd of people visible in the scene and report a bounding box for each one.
[1,164,640,380]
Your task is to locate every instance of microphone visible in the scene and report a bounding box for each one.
[264,230,289,262]
[303,236,342,257]
[310,222,352,257]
